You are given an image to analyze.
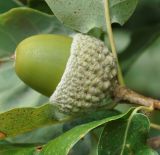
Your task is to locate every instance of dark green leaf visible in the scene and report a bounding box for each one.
[0,0,23,14]
[40,109,133,155]
[122,33,160,98]
[119,24,160,73]
[45,0,138,33]
[0,7,72,58]
[124,0,160,30]
[98,109,157,155]
[28,0,52,14]
[63,110,119,132]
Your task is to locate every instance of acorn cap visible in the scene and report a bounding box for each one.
[50,34,117,114]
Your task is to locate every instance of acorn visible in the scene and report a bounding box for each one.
[15,33,160,114]
[15,34,117,113]
[15,34,72,97]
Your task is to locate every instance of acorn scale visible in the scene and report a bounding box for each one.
[50,34,118,114]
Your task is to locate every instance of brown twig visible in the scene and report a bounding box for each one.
[147,136,160,149]
[0,54,15,64]
[0,131,6,139]
[114,85,160,110]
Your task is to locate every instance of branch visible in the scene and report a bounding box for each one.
[114,85,160,110]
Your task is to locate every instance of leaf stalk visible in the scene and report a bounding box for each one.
[103,0,125,86]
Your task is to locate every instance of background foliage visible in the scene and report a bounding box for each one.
[0,0,160,154]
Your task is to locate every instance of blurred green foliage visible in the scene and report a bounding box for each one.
[0,0,160,154]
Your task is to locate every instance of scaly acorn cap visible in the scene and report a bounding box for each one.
[50,34,118,114]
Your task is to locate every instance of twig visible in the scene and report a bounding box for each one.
[0,54,15,64]
[151,123,160,131]
[0,132,6,139]
[114,85,160,110]
[103,0,125,86]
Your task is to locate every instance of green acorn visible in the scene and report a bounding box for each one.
[15,33,160,114]
[15,33,118,114]
[50,34,117,113]
[15,34,72,97]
